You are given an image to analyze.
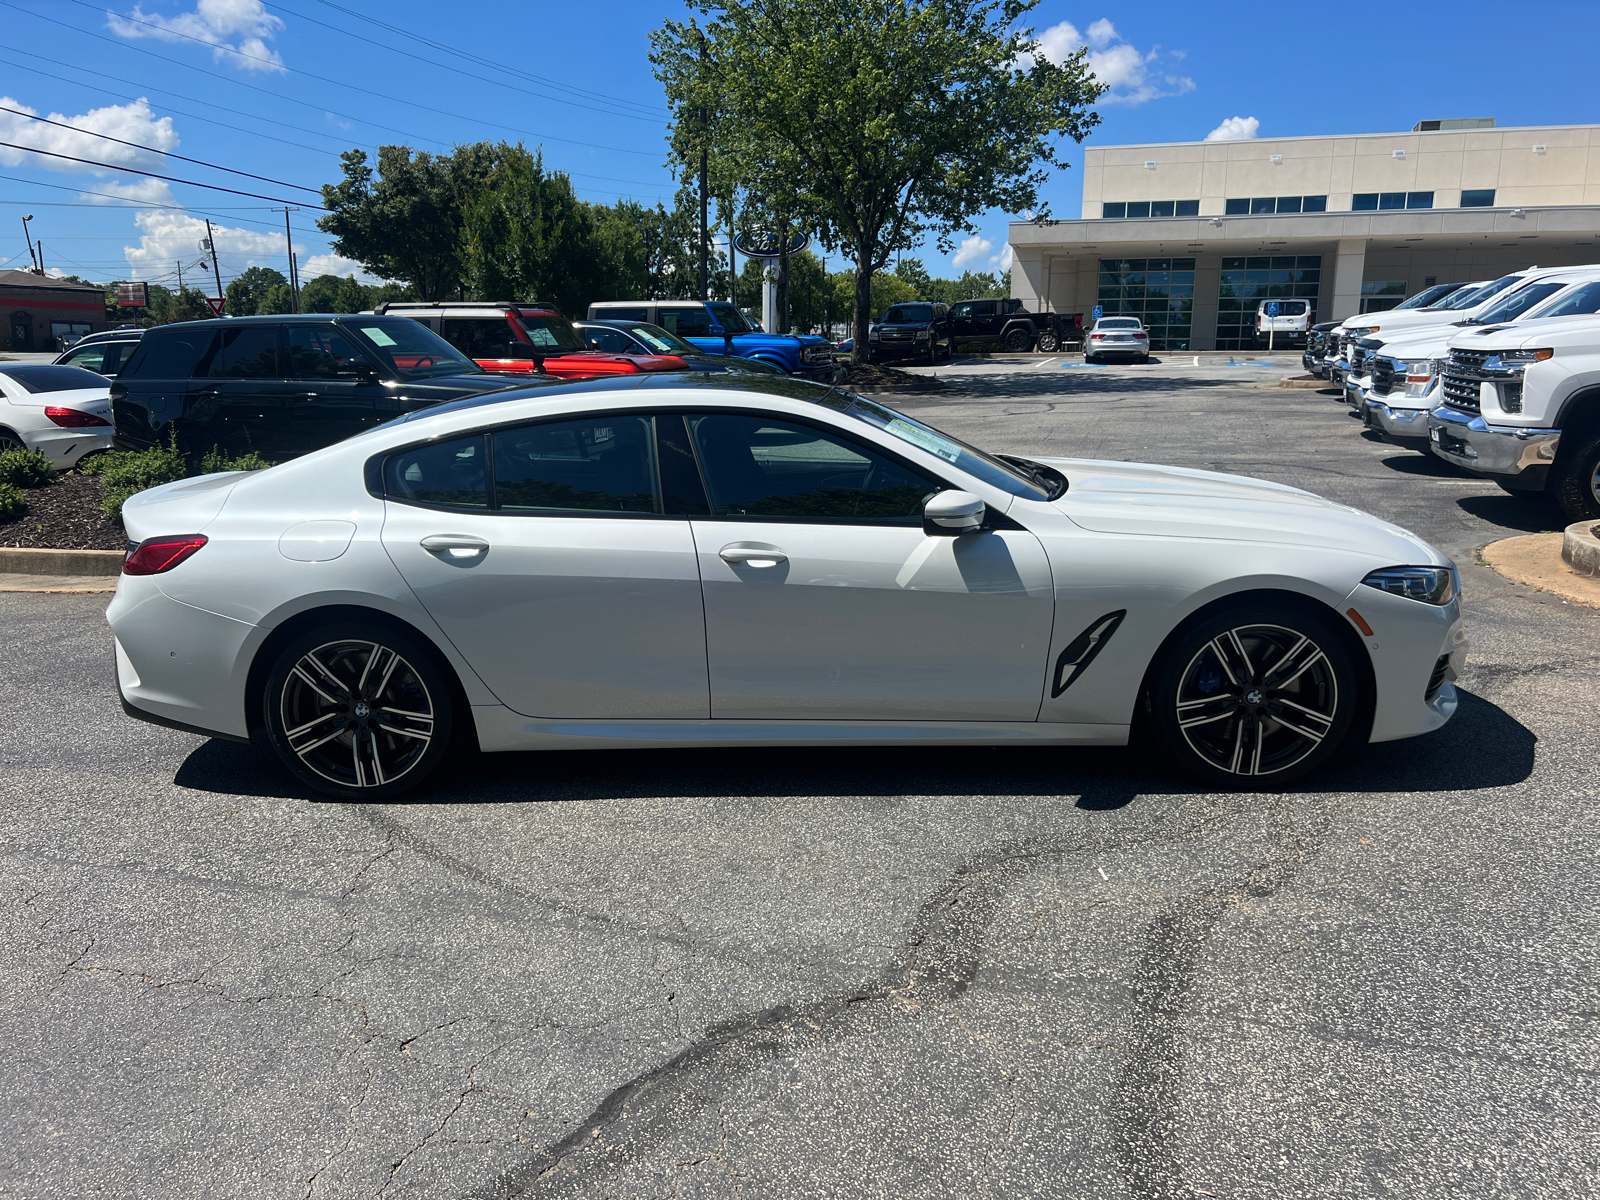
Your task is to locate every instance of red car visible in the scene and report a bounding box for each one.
[375,301,689,380]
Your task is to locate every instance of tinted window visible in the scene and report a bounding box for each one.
[286,326,368,380]
[1532,281,1600,319]
[1175,199,1200,216]
[1102,202,1126,218]
[122,329,214,379]
[707,303,755,332]
[581,327,630,353]
[384,434,488,508]
[347,318,478,379]
[660,307,714,337]
[1461,189,1495,208]
[688,413,937,523]
[209,325,281,378]
[950,302,976,319]
[882,304,933,324]
[493,416,659,514]
[593,307,650,322]
[441,317,517,358]
[0,364,108,393]
[1224,198,1250,215]
[1477,282,1566,324]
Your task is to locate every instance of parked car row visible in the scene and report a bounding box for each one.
[1305,267,1600,522]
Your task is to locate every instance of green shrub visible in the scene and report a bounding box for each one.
[0,447,55,488]
[200,446,275,474]
[87,431,277,519]
[0,480,24,522]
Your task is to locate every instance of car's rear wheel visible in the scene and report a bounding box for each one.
[1553,431,1600,522]
[1036,331,1059,353]
[262,622,454,800]
[1150,603,1357,788]
[1003,328,1033,353]
[0,428,24,454]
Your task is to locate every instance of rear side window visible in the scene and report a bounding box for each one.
[208,326,281,378]
[122,329,215,379]
[660,307,713,338]
[441,317,517,358]
[493,417,659,514]
[383,435,489,508]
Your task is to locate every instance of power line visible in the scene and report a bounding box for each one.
[305,0,666,119]
[0,103,324,195]
[263,0,666,124]
[0,176,290,231]
[0,140,330,207]
[42,0,665,158]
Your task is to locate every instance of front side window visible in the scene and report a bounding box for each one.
[59,345,108,373]
[688,413,938,523]
[208,325,281,378]
[493,417,659,514]
[660,307,714,338]
[581,327,630,353]
[707,303,755,333]
[950,302,976,319]
[286,326,369,380]
[1531,281,1600,319]
[384,434,489,509]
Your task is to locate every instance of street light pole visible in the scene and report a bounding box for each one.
[20,214,38,273]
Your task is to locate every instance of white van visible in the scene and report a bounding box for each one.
[1256,299,1311,345]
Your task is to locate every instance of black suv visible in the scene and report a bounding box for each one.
[868,302,950,364]
[111,315,528,460]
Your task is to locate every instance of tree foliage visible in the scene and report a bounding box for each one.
[224,266,287,318]
[652,0,1103,358]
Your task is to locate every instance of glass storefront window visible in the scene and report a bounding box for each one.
[1215,255,1322,350]
[1095,258,1196,351]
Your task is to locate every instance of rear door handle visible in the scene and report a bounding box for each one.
[719,542,786,567]
[421,534,489,560]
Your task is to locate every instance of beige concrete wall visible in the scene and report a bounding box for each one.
[1081,125,1600,218]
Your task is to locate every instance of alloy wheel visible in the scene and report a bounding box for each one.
[278,639,435,789]
[0,431,24,454]
[1174,623,1338,777]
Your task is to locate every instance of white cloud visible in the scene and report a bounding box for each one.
[83,178,177,205]
[1205,115,1260,142]
[1021,19,1195,106]
[995,242,1014,272]
[107,0,286,73]
[953,235,994,270]
[301,254,386,285]
[123,209,285,284]
[0,96,177,174]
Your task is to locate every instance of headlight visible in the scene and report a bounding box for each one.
[1361,565,1458,605]
[868,328,880,340]
[1404,358,1441,398]
[1488,348,1553,369]
[915,329,930,340]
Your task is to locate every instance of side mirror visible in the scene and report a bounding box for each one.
[924,489,985,536]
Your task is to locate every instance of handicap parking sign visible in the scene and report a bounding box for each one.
[1092,304,1103,320]
[1267,301,1280,317]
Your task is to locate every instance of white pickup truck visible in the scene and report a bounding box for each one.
[1327,280,1492,386]
[1359,267,1600,445]
[1428,310,1600,520]
[1332,276,1529,393]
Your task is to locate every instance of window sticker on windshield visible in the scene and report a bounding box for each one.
[361,327,397,347]
[886,417,961,463]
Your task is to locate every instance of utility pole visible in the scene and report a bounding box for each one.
[292,252,301,312]
[176,258,183,293]
[204,218,224,312]
[274,206,301,312]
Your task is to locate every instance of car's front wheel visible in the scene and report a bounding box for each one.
[262,622,454,799]
[1003,328,1033,353]
[1149,602,1357,788]
[1553,431,1600,522]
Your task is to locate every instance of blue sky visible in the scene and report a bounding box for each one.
[2,0,1596,292]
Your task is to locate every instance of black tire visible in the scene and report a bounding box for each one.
[1085,353,1099,365]
[1036,331,1059,353]
[925,338,937,365]
[1553,431,1600,522]
[1149,601,1357,789]
[1003,327,1034,353]
[0,428,25,454]
[262,621,455,800]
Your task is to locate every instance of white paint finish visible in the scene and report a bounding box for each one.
[0,378,114,468]
[278,520,356,562]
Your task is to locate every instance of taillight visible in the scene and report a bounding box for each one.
[123,534,208,575]
[45,406,112,428]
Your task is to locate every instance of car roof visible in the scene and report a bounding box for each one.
[142,313,435,332]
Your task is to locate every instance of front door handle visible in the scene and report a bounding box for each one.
[421,534,489,560]
[719,542,786,567]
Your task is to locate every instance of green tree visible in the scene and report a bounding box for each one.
[298,274,344,314]
[319,143,500,300]
[225,265,288,316]
[652,0,1102,360]
[333,275,368,313]
[257,281,295,314]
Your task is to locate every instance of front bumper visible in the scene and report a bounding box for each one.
[794,361,844,383]
[1426,405,1561,485]
[1343,376,1370,408]
[1345,583,1469,744]
[1364,398,1432,442]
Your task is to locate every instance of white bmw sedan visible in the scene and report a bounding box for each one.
[108,376,1467,798]
[0,363,116,467]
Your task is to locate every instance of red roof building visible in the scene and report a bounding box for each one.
[1,270,107,352]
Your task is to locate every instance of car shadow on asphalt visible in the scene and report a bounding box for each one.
[1456,493,1568,533]
[1375,449,1464,478]
[887,373,1239,405]
[172,689,1534,807]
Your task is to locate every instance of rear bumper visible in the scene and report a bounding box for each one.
[1426,405,1561,484]
[28,426,115,468]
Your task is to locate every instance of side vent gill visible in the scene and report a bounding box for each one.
[1051,610,1127,698]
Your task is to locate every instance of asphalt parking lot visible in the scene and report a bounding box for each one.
[2,356,1596,1200]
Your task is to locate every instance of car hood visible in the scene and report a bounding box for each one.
[1036,457,1443,563]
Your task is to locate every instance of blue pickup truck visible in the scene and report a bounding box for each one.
[587,300,839,383]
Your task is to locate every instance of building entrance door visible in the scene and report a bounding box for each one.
[9,313,32,351]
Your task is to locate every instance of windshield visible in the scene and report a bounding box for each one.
[707,303,757,333]
[823,393,1057,500]
[343,318,482,379]
[1095,318,1142,330]
[514,311,586,351]
[1437,282,1493,310]
[1475,281,1567,324]
[1452,275,1522,310]
[624,323,698,354]
[882,304,933,324]
[1530,280,1600,319]
[1396,283,1457,310]
[0,364,108,393]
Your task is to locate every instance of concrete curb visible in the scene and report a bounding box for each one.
[1561,521,1600,577]
[0,573,117,593]
[1278,374,1330,390]
[1481,532,1600,610]
[0,546,124,577]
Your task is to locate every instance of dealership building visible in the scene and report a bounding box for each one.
[1009,119,1600,350]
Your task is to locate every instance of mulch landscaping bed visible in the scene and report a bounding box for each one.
[0,473,126,550]
[837,362,945,392]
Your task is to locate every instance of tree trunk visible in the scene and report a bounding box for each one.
[852,256,872,364]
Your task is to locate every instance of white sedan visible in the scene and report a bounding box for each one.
[0,363,116,467]
[107,376,1467,798]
